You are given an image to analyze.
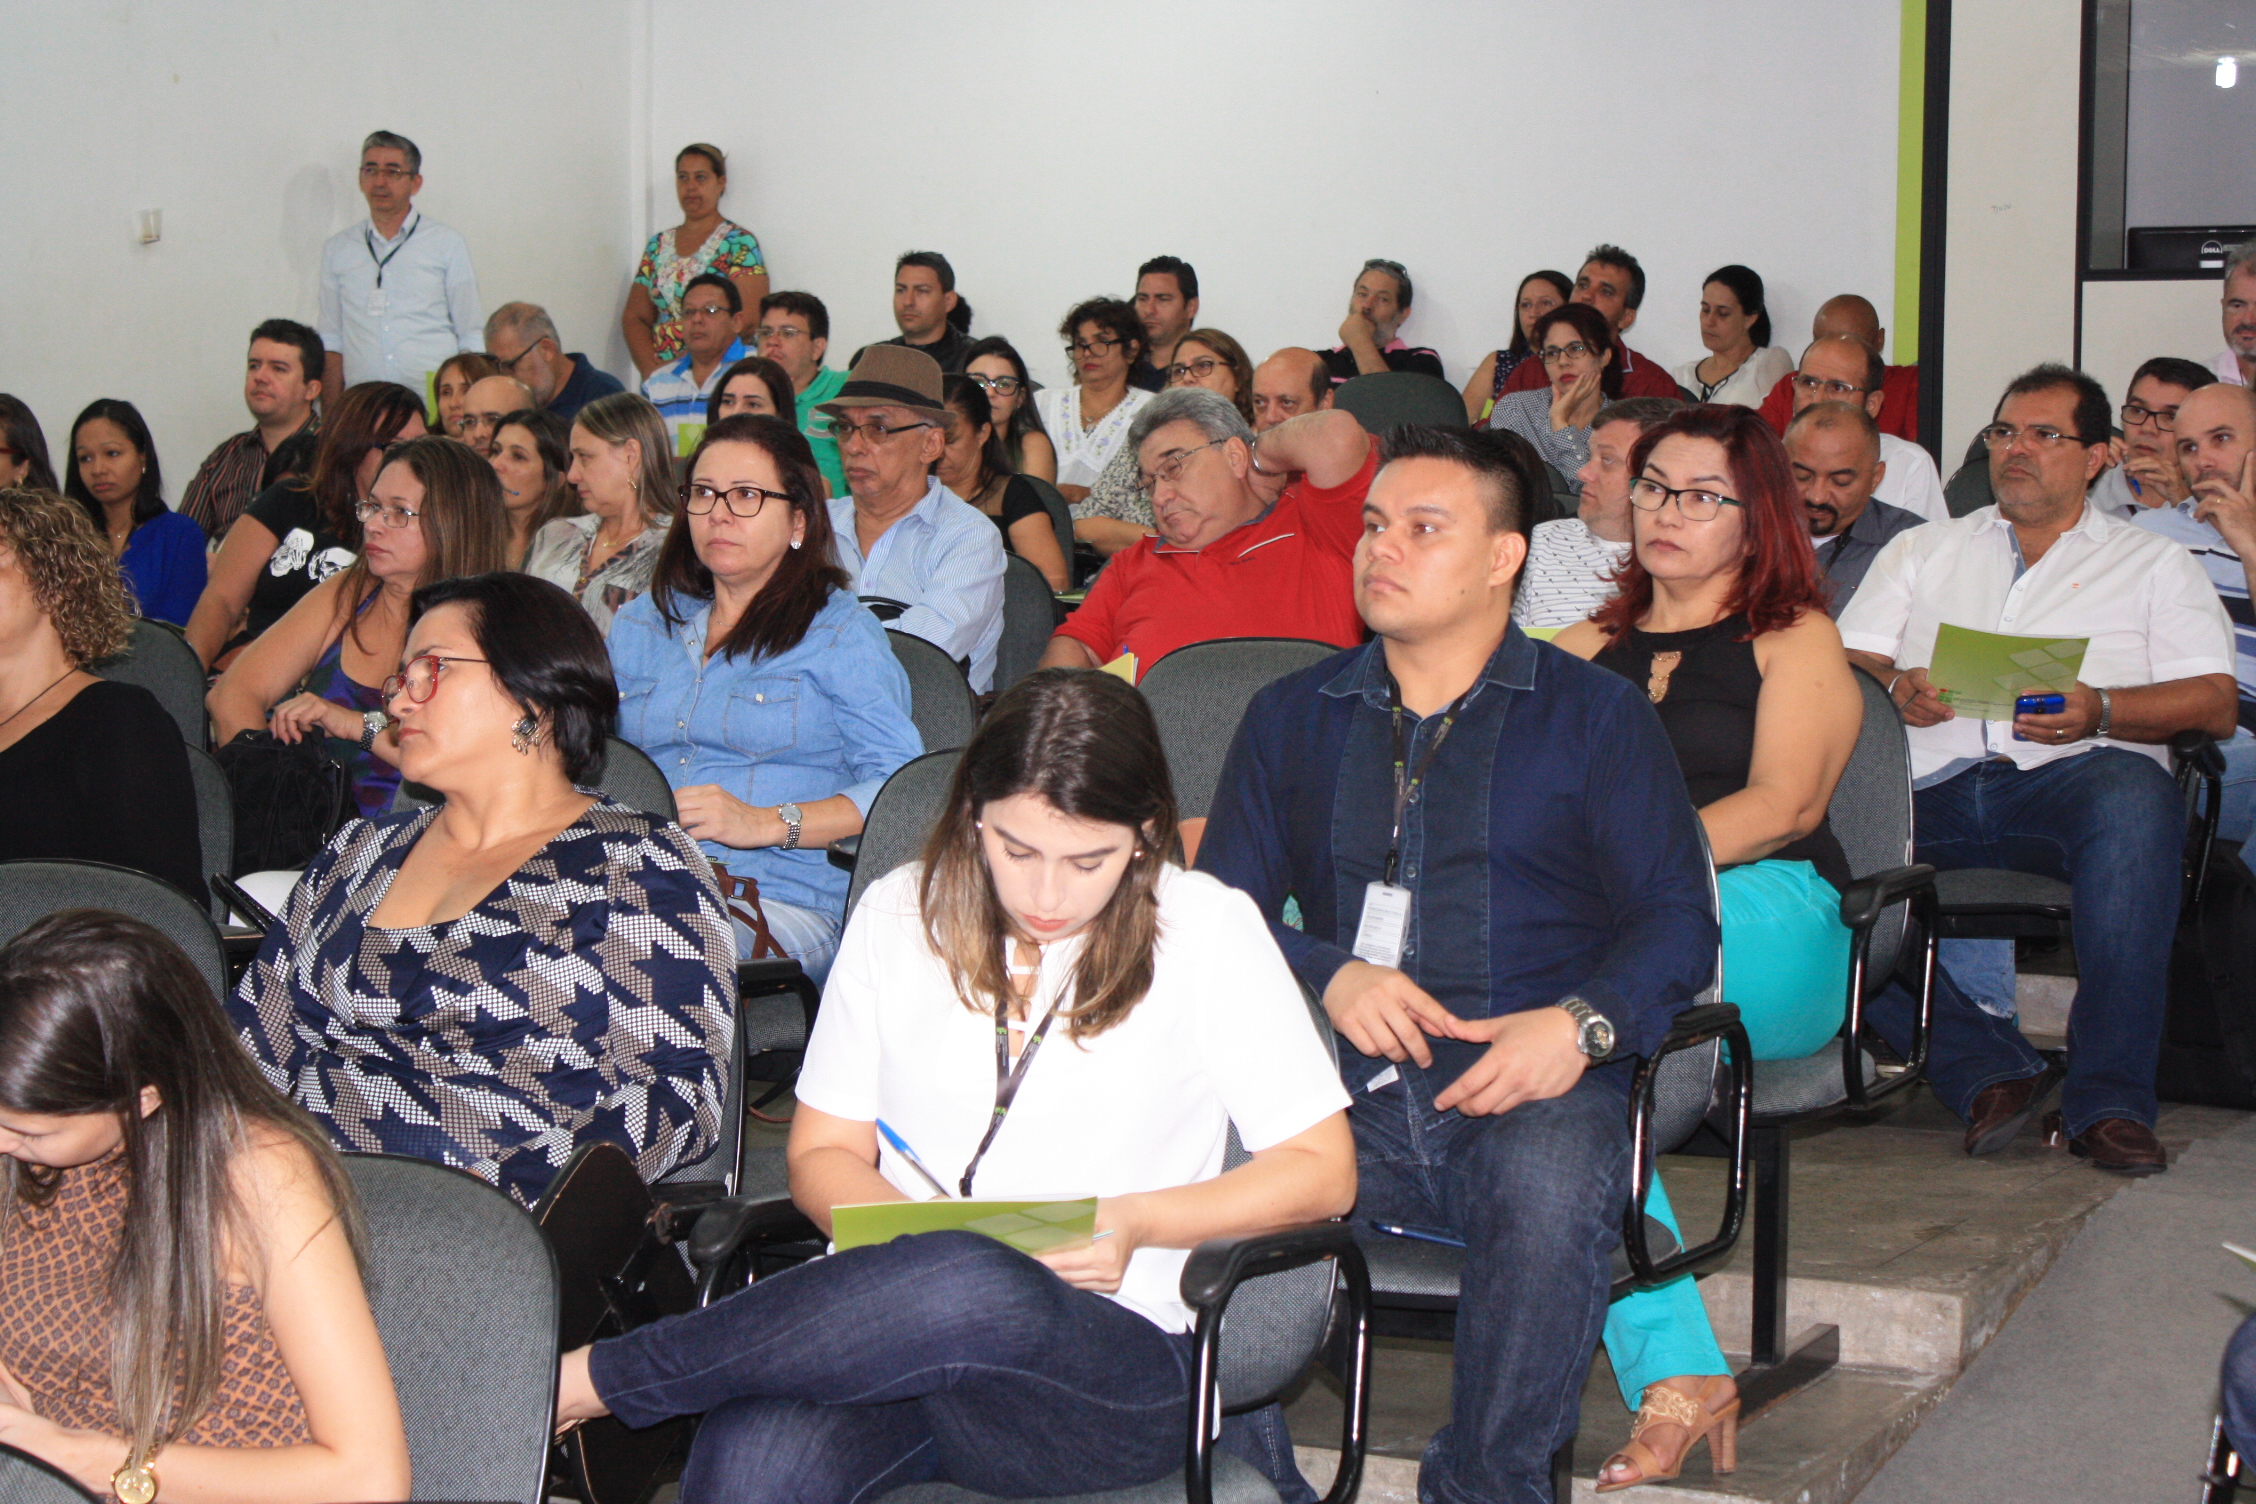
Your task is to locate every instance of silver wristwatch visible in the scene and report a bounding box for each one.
[777,802,804,851]
[358,711,387,751]
[1557,997,1616,1060]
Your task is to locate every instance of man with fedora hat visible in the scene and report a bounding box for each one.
[819,345,1007,692]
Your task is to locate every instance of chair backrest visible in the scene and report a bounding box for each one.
[844,749,962,920]
[92,618,208,748]
[1331,371,1465,433]
[994,552,1058,695]
[888,629,980,753]
[0,859,227,1005]
[1137,638,1341,820]
[394,736,680,822]
[1018,474,1077,564]
[0,1446,95,1503]
[184,745,234,922]
[345,1154,558,1504]
[1644,825,1728,1154]
[1828,668,1917,986]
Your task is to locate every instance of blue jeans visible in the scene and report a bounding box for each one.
[1350,1071,1632,1504]
[1866,750,2183,1134]
[587,1231,1193,1503]
[2224,1312,2256,1458]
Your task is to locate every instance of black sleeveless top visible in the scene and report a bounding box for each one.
[1590,615,1852,891]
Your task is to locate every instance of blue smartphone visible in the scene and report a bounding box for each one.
[2012,692,2065,740]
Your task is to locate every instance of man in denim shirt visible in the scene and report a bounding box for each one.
[1200,425,1716,1504]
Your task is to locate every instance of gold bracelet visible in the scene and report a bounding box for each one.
[112,1457,159,1504]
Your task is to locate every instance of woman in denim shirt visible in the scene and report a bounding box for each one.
[610,415,921,979]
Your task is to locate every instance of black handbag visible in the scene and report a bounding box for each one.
[214,728,353,874]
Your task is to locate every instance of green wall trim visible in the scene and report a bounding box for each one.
[1896,0,1927,363]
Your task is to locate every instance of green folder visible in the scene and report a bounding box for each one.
[675,421,707,458]
[1927,624,2089,721]
[830,1196,1098,1256]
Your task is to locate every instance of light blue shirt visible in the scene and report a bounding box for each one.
[828,477,1007,692]
[2132,498,2256,702]
[642,338,748,447]
[316,211,483,389]
[608,586,923,918]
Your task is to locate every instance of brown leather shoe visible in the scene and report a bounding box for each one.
[2041,1110,2168,1175]
[1962,1066,2062,1156]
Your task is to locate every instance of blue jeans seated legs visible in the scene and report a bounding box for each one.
[730,896,841,983]
[1864,749,2183,1135]
[2223,1311,2256,1458]
[587,1230,1192,1504]
[1352,1070,1632,1504]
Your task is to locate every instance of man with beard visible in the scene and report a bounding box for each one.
[1784,400,1924,616]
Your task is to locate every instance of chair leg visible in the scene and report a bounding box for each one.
[2204,1413,2245,1502]
[1736,1124,1840,1420]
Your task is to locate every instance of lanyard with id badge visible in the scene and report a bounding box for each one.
[1351,683,1471,970]
[363,213,420,315]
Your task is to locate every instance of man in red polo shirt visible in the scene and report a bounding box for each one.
[1499,244,1684,401]
[1755,294,1920,440]
[1038,387,1375,678]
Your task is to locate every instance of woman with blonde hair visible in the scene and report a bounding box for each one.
[524,392,674,634]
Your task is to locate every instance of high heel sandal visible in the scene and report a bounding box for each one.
[1594,1374,1740,1492]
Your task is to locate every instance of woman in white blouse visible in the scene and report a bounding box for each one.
[1669,265,1793,407]
[1035,298,1155,504]
[555,670,1354,1504]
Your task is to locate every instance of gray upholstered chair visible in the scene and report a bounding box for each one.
[994,552,1062,695]
[0,858,227,1005]
[1020,474,1078,565]
[887,628,980,753]
[393,736,677,820]
[92,618,208,748]
[1330,371,1465,433]
[1135,638,1341,820]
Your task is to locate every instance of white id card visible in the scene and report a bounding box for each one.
[1352,881,1412,968]
[365,287,388,315]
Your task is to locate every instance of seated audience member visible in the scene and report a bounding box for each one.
[555,670,1354,1500]
[1554,406,1861,1490]
[938,376,1070,591]
[2210,240,2255,388]
[231,572,734,1206]
[1841,365,2238,1175]
[1037,297,1155,504]
[611,416,922,972]
[0,910,410,1502]
[707,354,798,426]
[1784,336,1948,522]
[1500,245,1686,400]
[1323,258,1445,384]
[754,292,849,494]
[1671,266,1793,408]
[2089,356,2212,519]
[963,336,1057,482]
[485,302,625,421]
[1755,294,1921,441]
[1076,328,1258,557]
[1487,304,1622,489]
[1130,254,1200,391]
[63,400,206,627]
[858,250,975,374]
[1786,401,1926,616]
[1038,388,1374,677]
[457,373,534,458]
[1197,424,1717,1503]
[642,272,749,451]
[1252,347,1338,431]
[0,487,202,902]
[819,348,1008,691]
[525,392,675,635]
[0,397,59,490]
[434,350,501,445]
[489,407,579,567]
[1515,396,1685,629]
[184,382,426,669]
[1463,269,1573,424]
[178,319,326,538]
[211,435,511,820]
[623,143,767,379]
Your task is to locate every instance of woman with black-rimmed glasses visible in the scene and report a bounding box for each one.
[1035,299,1153,504]
[609,415,921,975]
[962,337,1055,482]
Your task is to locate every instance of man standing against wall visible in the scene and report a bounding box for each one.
[317,131,482,395]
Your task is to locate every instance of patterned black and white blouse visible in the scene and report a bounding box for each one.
[228,796,736,1207]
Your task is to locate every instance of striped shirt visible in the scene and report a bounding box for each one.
[1513,518,1630,630]
[2131,499,2256,713]
[178,422,315,539]
[641,338,747,451]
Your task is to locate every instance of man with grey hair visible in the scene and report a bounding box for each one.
[1039,386,1374,675]
[1321,259,1445,384]
[2210,240,2256,388]
[317,130,482,393]
[485,303,622,420]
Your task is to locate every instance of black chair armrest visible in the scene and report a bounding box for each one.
[1836,863,1937,931]
[1178,1223,1369,1504]
[2174,728,2225,776]
[1841,868,1939,1109]
[827,834,862,872]
[683,1193,823,1305]
[1620,1005,1748,1291]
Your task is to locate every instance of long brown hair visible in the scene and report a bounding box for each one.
[296,381,427,540]
[571,393,677,525]
[918,671,1179,1041]
[331,434,512,651]
[0,912,362,1470]
[650,415,848,661]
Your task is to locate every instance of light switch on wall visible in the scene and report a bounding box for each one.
[137,210,161,244]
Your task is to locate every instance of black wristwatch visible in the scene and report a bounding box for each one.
[1557,997,1616,1060]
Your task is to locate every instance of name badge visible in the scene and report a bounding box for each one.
[1352,881,1412,969]
[365,287,388,316]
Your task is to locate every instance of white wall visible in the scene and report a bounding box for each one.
[0,0,637,501]
[2079,277,2232,404]
[645,0,1903,397]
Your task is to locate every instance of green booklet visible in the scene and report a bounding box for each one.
[1927,624,2089,721]
[830,1196,1098,1255]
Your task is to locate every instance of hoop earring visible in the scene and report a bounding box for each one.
[511,715,541,755]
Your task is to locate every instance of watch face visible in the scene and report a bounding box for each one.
[113,1465,158,1504]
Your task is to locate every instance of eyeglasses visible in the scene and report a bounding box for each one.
[1627,478,1744,520]
[680,481,789,517]
[451,412,501,435]
[1537,342,1596,365]
[754,324,809,343]
[1066,336,1124,357]
[1979,423,2090,450]
[359,163,413,182]
[965,373,1024,395]
[1137,436,1228,491]
[1793,374,1872,399]
[682,301,734,319]
[1168,357,1225,382]
[490,342,546,375]
[815,416,933,446]
[354,499,422,529]
[2121,401,2179,432]
[380,653,487,705]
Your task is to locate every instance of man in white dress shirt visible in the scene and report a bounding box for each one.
[2209,241,2256,388]
[316,131,482,395]
[1839,364,2237,1176]
[1787,336,1948,523]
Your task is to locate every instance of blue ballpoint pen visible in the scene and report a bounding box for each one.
[1372,1221,1467,1249]
[875,1119,954,1199]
